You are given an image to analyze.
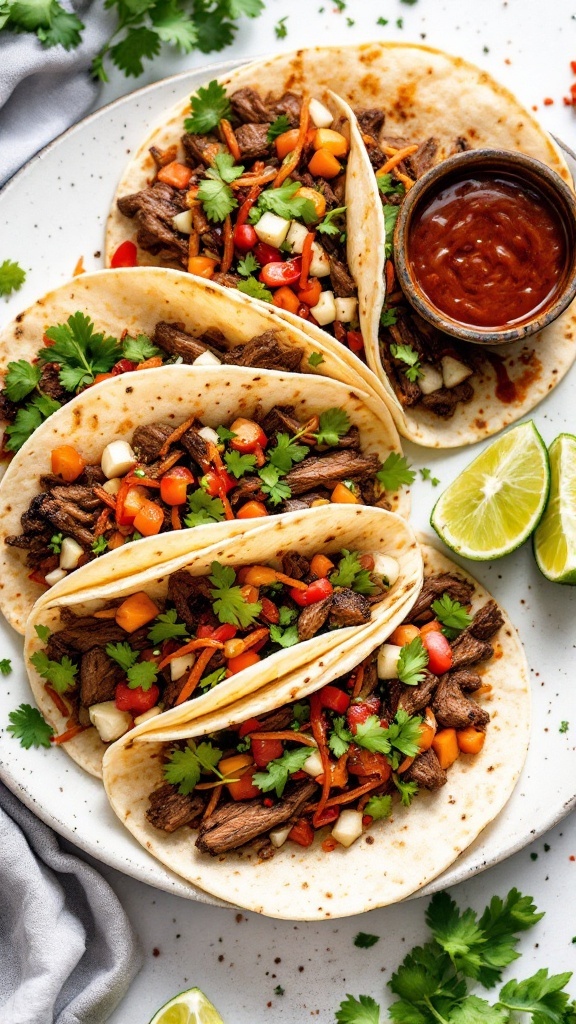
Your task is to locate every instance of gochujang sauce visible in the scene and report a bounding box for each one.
[408,171,568,329]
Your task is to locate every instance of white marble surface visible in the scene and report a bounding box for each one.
[12,0,576,1019]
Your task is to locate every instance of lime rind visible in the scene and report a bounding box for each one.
[430,420,550,560]
[534,433,576,584]
[149,987,224,1024]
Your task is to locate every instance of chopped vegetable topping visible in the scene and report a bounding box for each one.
[316,206,347,236]
[209,561,261,627]
[308,352,325,367]
[184,490,225,527]
[29,650,78,694]
[41,312,122,392]
[267,114,291,141]
[185,80,232,134]
[397,636,429,687]
[0,259,26,297]
[237,277,274,303]
[8,703,54,749]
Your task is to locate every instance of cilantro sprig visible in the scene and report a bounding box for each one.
[7,703,54,749]
[29,650,78,694]
[376,452,416,491]
[267,114,291,142]
[390,342,423,383]
[431,593,472,639]
[147,610,189,645]
[184,489,225,527]
[237,277,273,303]
[397,636,429,687]
[0,259,26,297]
[253,746,311,797]
[197,151,243,223]
[316,206,347,236]
[249,181,318,225]
[209,561,261,628]
[330,550,378,595]
[4,393,62,452]
[185,80,232,134]
[163,740,223,795]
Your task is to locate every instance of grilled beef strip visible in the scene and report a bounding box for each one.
[147,784,206,833]
[54,615,128,653]
[329,589,371,628]
[167,570,214,634]
[222,331,304,372]
[230,87,272,123]
[283,450,381,496]
[406,573,475,624]
[432,675,490,730]
[152,321,220,363]
[281,491,332,513]
[448,669,482,693]
[282,553,310,580]
[397,670,439,716]
[270,91,302,126]
[258,706,295,731]
[297,596,333,641]
[196,779,317,855]
[132,423,173,462]
[468,599,505,640]
[450,633,494,671]
[235,123,272,159]
[116,182,189,266]
[404,748,447,790]
[421,382,474,418]
[354,107,386,139]
[80,648,122,707]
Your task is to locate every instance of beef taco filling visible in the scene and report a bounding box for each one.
[31,547,390,746]
[357,111,489,420]
[6,402,399,590]
[0,312,307,455]
[114,83,365,357]
[144,569,502,857]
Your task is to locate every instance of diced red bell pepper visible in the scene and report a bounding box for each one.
[259,258,302,288]
[347,746,392,781]
[347,330,364,353]
[195,623,237,643]
[110,240,138,269]
[201,469,236,496]
[421,630,453,675]
[346,695,381,733]
[238,716,262,739]
[251,737,284,767]
[289,578,334,607]
[115,682,160,714]
[254,241,282,265]
[160,466,195,506]
[288,818,315,847]
[111,358,138,376]
[319,685,350,714]
[229,418,268,454]
[312,805,340,827]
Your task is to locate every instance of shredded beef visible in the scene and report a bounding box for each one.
[469,600,504,640]
[147,784,205,833]
[46,632,75,663]
[282,553,310,580]
[449,669,482,692]
[180,426,210,466]
[132,423,173,462]
[407,573,475,624]
[180,131,220,166]
[235,123,271,159]
[258,706,294,732]
[222,331,304,373]
[80,648,121,707]
[38,363,68,404]
[357,655,379,700]
[230,87,271,124]
[398,670,438,716]
[354,107,385,138]
[450,633,493,671]
[153,321,216,363]
[406,138,438,179]
[432,676,490,729]
[260,405,302,437]
[404,748,447,790]
[329,257,356,298]
[379,340,422,407]
[55,615,127,653]
[117,182,189,265]
[421,381,474,418]
[284,450,380,496]
[20,493,95,549]
[270,91,301,126]
[297,596,333,641]
[167,570,213,634]
[329,589,371,628]
[280,492,330,513]
[196,779,316,855]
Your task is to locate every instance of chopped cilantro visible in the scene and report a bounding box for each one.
[0,659,12,676]
[216,424,236,443]
[380,307,398,328]
[40,312,122,393]
[127,660,159,691]
[209,561,261,628]
[291,701,310,726]
[346,16,354,26]
[269,622,300,648]
[224,450,257,478]
[198,666,227,691]
[147,609,189,645]
[314,407,350,446]
[274,984,285,996]
[0,259,26,297]
[29,650,77,694]
[377,175,405,197]
[431,593,472,639]
[5,393,62,452]
[396,17,404,27]
[184,488,225,527]
[3,360,41,402]
[267,114,291,142]
[330,549,378,595]
[8,703,54,749]
[34,624,51,643]
[383,204,400,258]
[121,334,160,363]
[254,180,317,224]
[397,636,429,687]
[363,794,393,821]
[329,715,353,757]
[106,642,139,672]
[253,746,311,797]
[308,351,325,367]
[236,252,260,278]
[316,206,347,236]
[278,606,297,626]
[163,740,223,795]
[393,775,419,806]
[354,932,380,949]
[267,433,309,474]
[390,342,423,382]
[185,80,232,134]
[198,152,243,223]
[237,277,273,303]
[560,720,569,733]
[258,463,291,505]
[376,452,416,491]
[274,15,288,38]
[49,533,64,555]
[377,17,389,26]
[91,535,108,555]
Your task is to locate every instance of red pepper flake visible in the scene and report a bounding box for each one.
[571,61,576,74]
[571,83,576,100]
[570,855,575,862]
[263,797,274,808]
[543,97,554,106]
[532,105,539,111]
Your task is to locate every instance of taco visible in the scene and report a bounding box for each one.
[101,540,529,919]
[24,503,423,777]
[0,360,408,634]
[0,265,385,459]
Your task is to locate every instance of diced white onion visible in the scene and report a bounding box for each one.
[269,825,292,849]
[59,537,84,571]
[309,242,331,278]
[377,643,402,680]
[301,749,323,777]
[192,350,221,367]
[441,355,473,389]
[197,426,220,446]
[331,809,363,848]
[309,98,333,128]
[418,364,444,395]
[101,440,137,479]
[89,701,132,742]
[285,221,309,255]
[334,297,358,323]
[102,477,122,495]
[133,706,162,726]
[170,653,196,682]
[44,567,67,587]
[373,554,400,586]
[254,211,291,249]
[310,290,337,326]
[172,210,193,234]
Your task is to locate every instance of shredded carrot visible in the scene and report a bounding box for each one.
[385,259,396,294]
[376,145,419,176]
[176,646,218,705]
[299,230,315,289]
[202,783,223,819]
[307,778,382,811]
[394,170,415,190]
[397,755,415,774]
[51,723,87,745]
[72,256,85,277]
[239,627,269,652]
[171,505,182,530]
[188,228,200,263]
[93,486,117,511]
[221,214,234,274]
[273,96,310,188]
[236,184,262,225]
[156,450,185,476]
[44,684,70,718]
[158,414,197,457]
[94,507,111,538]
[135,356,163,371]
[219,490,235,521]
[158,637,224,671]
[246,731,317,746]
[124,474,161,489]
[271,570,308,591]
[231,168,277,189]
[351,664,365,699]
[207,440,226,474]
[93,607,119,619]
[220,118,241,162]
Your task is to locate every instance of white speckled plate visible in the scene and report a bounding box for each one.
[0,63,575,915]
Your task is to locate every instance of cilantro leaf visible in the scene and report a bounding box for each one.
[383,204,400,258]
[216,424,236,443]
[224,450,257,478]
[397,636,428,687]
[336,994,381,1024]
[197,176,238,223]
[380,307,398,328]
[198,666,227,691]
[308,351,325,367]
[354,933,380,949]
[393,776,419,807]
[255,181,317,224]
[185,80,232,134]
[35,624,51,643]
[316,206,347,236]
[237,277,273,303]
[269,623,300,648]
[0,259,26,296]
[163,740,223,795]
[122,334,160,363]
[278,605,297,626]
[209,561,261,627]
[386,709,423,759]
[228,0,264,17]
[291,701,310,726]
[431,594,472,639]
[0,658,12,675]
[7,703,54,749]
[329,715,352,757]
[4,393,61,451]
[363,794,393,821]
[376,452,416,491]
[267,114,291,141]
[258,463,291,505]
[253,746,311,797]
[268,433,309,474]
[91,536,108,555]
[150,0,198,51]
[36,1,83,48]
[212,151,244,184]
[330,550,378,595]
[147,609,189,645]
[29,650,77,694]
[127,660,159,691]
[354,714,392,754]
[274,13,288,37]
[377,175,405,197]
[4,360,41,402]
[41,312,121,392]
[390,342,423,383]
[109,26,161,77]
[237,253,260,278]
[314,407,350,446]
[497,969,573,1022]
[184,488,225,527]
[105,642,139,673]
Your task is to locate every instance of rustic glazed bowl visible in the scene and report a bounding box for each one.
[393,148,576,345]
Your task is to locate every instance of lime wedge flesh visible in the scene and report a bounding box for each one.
[149,988,225,1024]
[431,420,549,560]
[533,433,576,583]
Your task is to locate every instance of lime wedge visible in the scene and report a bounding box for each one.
[533,433,576,583]
[431,420,549,559]
[149,988,225,1024]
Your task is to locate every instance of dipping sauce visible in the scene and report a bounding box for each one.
[407,171,568,330]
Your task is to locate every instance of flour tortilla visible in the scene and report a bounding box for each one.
[101,539,530,919]
[25,503,423,777]
[0,362,406,634]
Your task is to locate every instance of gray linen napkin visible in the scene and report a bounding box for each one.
[0,1,111,186]
[0,781,143,1024]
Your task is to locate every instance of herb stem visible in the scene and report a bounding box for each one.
[423,996,452,1024]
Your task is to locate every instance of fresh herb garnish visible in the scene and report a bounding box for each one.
[274,15,288,38]
[198,666,227,691]
[383,204,400,258]
[314,407,350,446]
[106,642,139,672]
[308,351,325,367]
[8,703,54,749]
[560,720,569,733]
[197,151,243,223]
[0,259,26,297]
[336,995,380,1023]
[209,561,261,628]
[377,175,405,197]
[330,549,378,595]
[49,533,64,555]
[252,180,317,224]
[148,609,189,645]
[237,277,274,303]
[267,433,309,474]
[329,715,353,757]
[3,360,41,402]
[363,794,392,821]
[40,312,122,392]
[224,450,257,478]
[185,80,232,134]
[431,593,472,639]
[29,650,78,694]
[184,489,225,527]
[274,984,285,996]
[393,775,419,806]
[258,464,292,505]
[380,307,398,328]
[354,710,422,767]
[316,206,347,236]
[390,342,423,382]
[163,740,223,795]
[267,114,291,141]
[236,252,260,277]
[122,334,160,363]
[35,624,51,643]
[269,622,300,648]
[397,636,428,687]
[253,746,311,797]
[0,659,12,676]
[216,424,236,443]
[91,536,108,555]
[5,393,62,452]
[354,933,380,949]
[127,660,159,691]
[376,452,416,491]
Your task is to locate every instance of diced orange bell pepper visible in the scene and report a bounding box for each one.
[297,278,322,307]
[133,500,164,537]
[331,481,360,504]
[157,161,193,189]
[51,445,86,482]
[122,486,148,520]
[295,186,326,219]
[309,553,334,579]
[420,619,443,637]
[308,149,342,179]
[313,129,349,157]
[115,592,160,632]
[219,754,259,801]
[273,286,300,314]
[188,256,217,279]
[227,650,261,675]
[275,128,316,160]
[288,818,315,847]
[432,728,460,769]
[236,501,269,519]
[457,726,486,755]
[389,624,420,646]
[418,707,437,752]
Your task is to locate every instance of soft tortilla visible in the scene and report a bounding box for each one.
[0,362,406,634]
[102,539,530,919]
[25,503,423,777]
